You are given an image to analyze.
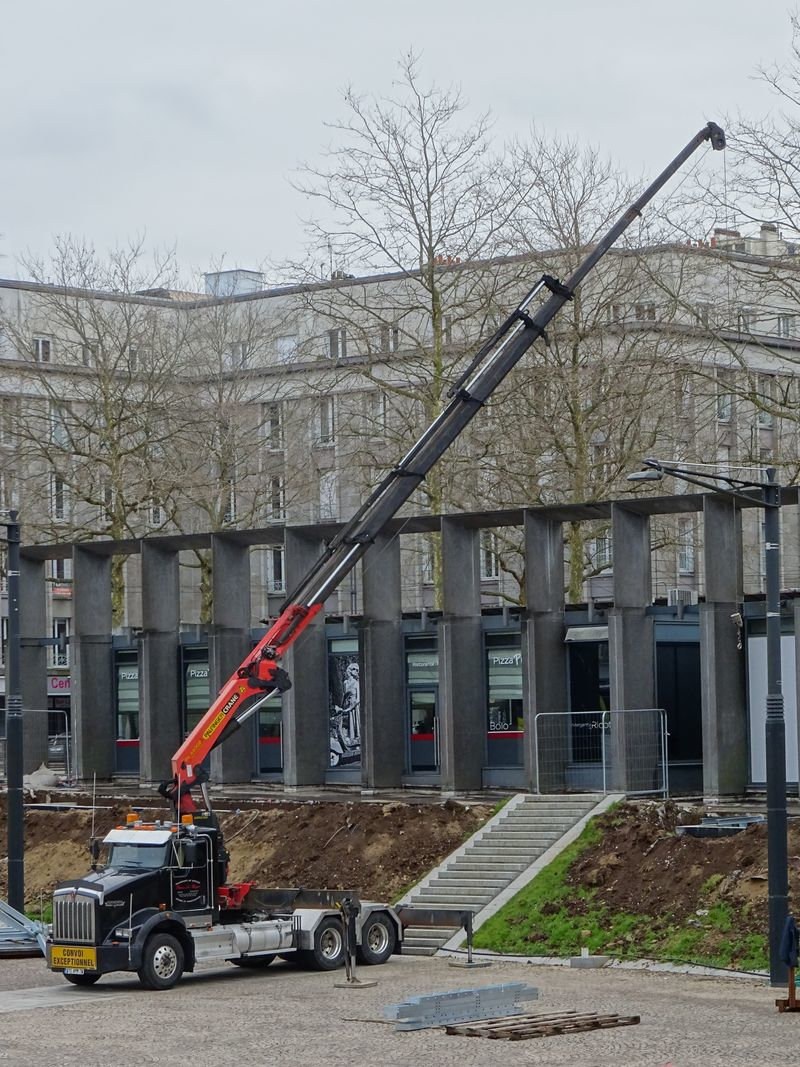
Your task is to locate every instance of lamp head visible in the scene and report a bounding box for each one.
[627,468,664,483]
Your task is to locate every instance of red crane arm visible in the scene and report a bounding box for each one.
[170,602,321,785]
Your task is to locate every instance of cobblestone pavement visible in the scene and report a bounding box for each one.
[0,954,795,1067]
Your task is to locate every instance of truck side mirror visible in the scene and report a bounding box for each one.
[89,838,101,869]
[182,841,198,867]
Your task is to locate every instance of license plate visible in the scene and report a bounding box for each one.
[50,945,97,970]
[64,968,85,975]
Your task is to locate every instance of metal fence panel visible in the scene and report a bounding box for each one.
[0,710,72,783]
[534,709,668,797]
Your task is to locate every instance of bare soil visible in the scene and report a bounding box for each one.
[0,793,492,907]
[567,801,800,949]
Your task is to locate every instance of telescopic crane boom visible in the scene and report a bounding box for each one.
[166,121,725,808]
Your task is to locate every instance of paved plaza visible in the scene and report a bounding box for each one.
[0,953,796,1066]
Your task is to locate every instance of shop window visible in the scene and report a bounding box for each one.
[50,618,70,668]
[329,637,360,768]
[486,633,523,768]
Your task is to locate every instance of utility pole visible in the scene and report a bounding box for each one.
[764,468,788,986]
[5,510,23,911]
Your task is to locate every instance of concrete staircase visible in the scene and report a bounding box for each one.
[398,794,605,956]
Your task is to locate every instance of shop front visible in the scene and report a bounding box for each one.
[483,631,524,788]
[114,648,139,775]
[404,634,439,782]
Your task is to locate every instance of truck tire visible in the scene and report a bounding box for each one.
[357,912,396,965]
[231,954,274,968]
[137,932,185,991]
[299,917,345,971]
[63,972,101,986]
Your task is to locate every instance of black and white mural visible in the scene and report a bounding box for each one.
[328,639,361,767]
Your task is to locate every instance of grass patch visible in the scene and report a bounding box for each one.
[473,812,768,972]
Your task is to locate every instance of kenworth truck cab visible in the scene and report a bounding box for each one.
[48,814,400,990]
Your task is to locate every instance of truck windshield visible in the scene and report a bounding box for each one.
[106,843,170,870]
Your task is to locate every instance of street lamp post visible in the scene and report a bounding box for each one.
[629,460,788,986]
[3,510,23,912]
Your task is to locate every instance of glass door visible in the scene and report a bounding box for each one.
[409,689,438,772]
[258,702,283,774]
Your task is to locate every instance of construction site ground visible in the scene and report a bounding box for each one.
[0,787,495,907]
[0,951,791,1067]
[475,800,800,971]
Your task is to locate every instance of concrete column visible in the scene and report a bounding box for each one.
[361,533,405,789]
[282,530,328,787]
[209,536,253,784]
[438,518,483,792]
[522,512,567,792]
[20,554,48,772]
[71,547,114,780]
[701,496,747,797]
[608,504,655,791]
[138,542,181,784]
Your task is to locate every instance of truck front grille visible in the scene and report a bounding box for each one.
[53,894,96,944]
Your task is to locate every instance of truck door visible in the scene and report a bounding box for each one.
[170,836,212,914]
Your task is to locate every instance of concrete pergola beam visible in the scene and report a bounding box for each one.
[71,547,114,780]
[138,541,181,785]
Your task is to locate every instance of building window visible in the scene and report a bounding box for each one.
[0,397,14,443]
[380,323,401,353]
[593,531,613,571]
[81,342,98,367]
[756,375,774,428]
[677,516,696,575]
[50,403,70,448]
[263,402,284,450]
[51,475,67,521]
[737,307,752,333]
[634,302,656,321]
[268,476,285,521]
[226,341,249,369]
[327,328,347,359]
[607,303,626,324]
[265,546,284,593]
[149,499,164,527]
[49,557,73,583]
[126,345,139,371]
[480,531,500,580]
[778,314,796,338]
[318,397,335,445]
[33,337,52,363]
[716,373,733,422]
[100,484,114,524]
[319,470,338,521]
[363,391,386,435]
[51,618,70,668]
[676,374,693,419]
[695,303,711,327]
[275,335,299,362]
[442,314,453,346]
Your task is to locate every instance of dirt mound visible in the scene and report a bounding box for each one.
[0,794,492,906]
[569,801,800,923]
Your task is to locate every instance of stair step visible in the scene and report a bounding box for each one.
[401,926,459,938]
[401,944,439,956]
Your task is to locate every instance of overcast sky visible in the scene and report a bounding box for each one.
[0,0,794,285]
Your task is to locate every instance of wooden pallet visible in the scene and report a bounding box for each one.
[445,1008,640,1040]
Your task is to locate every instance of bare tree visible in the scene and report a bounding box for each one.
[0,237,189,621]
[290,52,531,601]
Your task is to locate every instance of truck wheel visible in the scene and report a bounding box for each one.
[137,932,185,991]
[357,913,396,965]
[300,917,345,971]
[63,972,101,986]
[232,955,274,968]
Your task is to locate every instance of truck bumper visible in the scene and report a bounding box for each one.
[48,942,138,975]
